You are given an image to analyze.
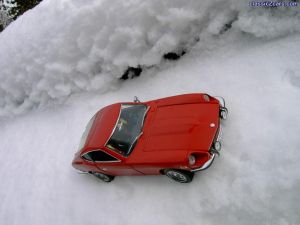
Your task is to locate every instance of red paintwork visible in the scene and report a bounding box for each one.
[72,93,221,176]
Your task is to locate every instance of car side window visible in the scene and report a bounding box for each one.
[81,150,119,162]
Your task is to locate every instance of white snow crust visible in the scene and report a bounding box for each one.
[0,0,299,117]
[0,1,300,225]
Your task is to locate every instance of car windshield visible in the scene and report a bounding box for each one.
[106,104,148,156]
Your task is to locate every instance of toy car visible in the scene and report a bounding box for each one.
[72,93,227,183]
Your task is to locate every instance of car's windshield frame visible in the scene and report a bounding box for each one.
[105,103,149,156]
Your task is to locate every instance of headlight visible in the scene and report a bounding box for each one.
[188,155,196,165]
[213,141,222,151]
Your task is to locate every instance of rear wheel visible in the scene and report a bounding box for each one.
[164,169,194,183]
[90,172,114,182]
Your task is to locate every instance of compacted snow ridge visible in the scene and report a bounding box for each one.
[0,0,300,117]
[0,0,300,225]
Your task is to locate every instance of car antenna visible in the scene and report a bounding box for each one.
[134,96,140,103]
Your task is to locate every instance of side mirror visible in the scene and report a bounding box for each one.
[134,96,140,103]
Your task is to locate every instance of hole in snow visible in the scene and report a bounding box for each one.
[163,51,186,61]
[120,67,142,80]
[219,15,238,35]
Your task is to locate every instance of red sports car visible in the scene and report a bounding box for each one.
[72,93,227,183]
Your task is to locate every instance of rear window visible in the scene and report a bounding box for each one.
[78,115,96,150]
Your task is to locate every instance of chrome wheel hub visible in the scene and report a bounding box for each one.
[94,173,109,181]
[167,171,187,182]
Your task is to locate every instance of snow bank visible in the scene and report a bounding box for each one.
[0,31,300,225]
[0,0,299,117]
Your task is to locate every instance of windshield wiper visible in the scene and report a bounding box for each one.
[127,132,143,155]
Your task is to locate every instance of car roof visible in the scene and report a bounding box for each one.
[82,103,121,154]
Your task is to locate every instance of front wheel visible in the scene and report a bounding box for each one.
[90,172,115,182]
[164,169,194,183]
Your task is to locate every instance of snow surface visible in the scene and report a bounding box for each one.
[0,0,299,117]
[1,0,300,225]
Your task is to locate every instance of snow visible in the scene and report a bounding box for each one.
[1,0,299,117]
[1,0,300,225]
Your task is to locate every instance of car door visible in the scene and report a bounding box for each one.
[81,149,142,176]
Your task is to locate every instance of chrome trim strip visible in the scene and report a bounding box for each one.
[216,124,223,142]
[190,154,216,172]
[81,149,121,163]
[141,106,150,127]
[214,96,226,108]
[128,131,143,154]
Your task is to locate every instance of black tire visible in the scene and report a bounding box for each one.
[164,169,194,183]
[90,172,115,182]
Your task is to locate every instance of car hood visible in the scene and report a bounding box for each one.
[144,103,219,152]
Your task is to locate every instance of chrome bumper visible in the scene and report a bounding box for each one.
[190,153,216,172]
[191,124,222,172]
